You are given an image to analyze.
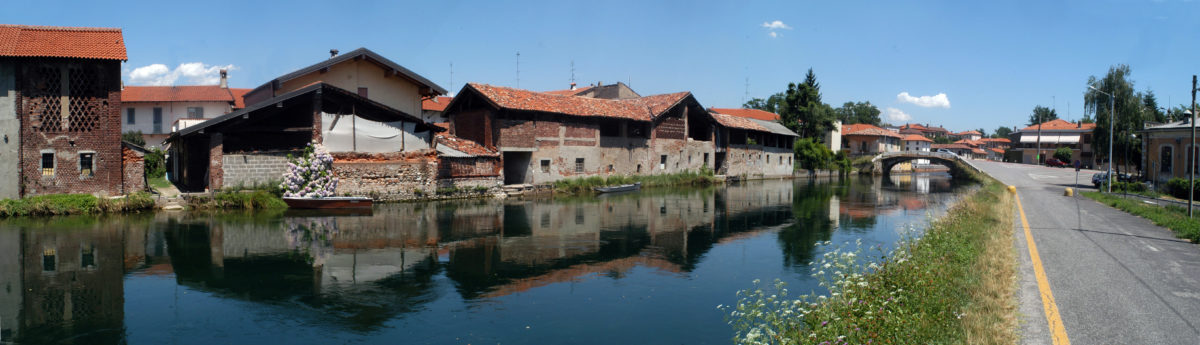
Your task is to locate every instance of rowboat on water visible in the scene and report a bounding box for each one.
[283,197,373,210]
[593,182,641,194]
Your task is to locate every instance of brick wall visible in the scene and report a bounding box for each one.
[655,115,686,140]
[221,151,295,189]
[452,108,491,148]
[563,121,596,138]
[438,156,500,178]
[498,118,535,148]
[334,160,437,201]
[121,146,145,193]
[18,59,124,196]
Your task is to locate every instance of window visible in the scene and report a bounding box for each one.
[575,158,585,173]
[608,164,614,173]
[126,108,135,124]
[628,122,647,138]
[187,107,204,119]
[42,248,56,272]
[41,152,54,176]
[599,121,621,137]
[637,164,642,173]
[660,155,667,170]
[81,245,96,269]
[767,155,770,164]
[1161,146,1173,174]
[79,152,94,177]
[358,87,369,97]
[152,107,163,134]
[541,212,551,227]
[703,153,709,166]
[541,159,550,173]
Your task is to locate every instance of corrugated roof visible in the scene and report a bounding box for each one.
[0,24,126,60]
[709,108,780,121]
[747,118,798,137]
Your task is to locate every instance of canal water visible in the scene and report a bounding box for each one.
[0,174,968,344]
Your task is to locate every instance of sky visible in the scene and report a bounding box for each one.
[6,0,1199,133]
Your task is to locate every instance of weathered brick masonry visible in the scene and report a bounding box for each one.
[121,145,145,193]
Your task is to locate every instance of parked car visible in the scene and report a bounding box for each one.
[1045,158,1067,167]
[936,148,956,156]
[1092,172,1108,188]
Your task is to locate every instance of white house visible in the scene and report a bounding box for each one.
[121,70,250,148]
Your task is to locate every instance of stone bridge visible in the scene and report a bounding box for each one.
[861,151,982,178]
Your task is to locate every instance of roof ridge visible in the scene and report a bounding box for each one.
[0,24,122,32]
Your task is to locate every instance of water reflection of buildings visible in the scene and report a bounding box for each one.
[1,221,127,344]
[838,173,958,229]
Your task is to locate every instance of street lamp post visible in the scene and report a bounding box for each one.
[1190,75,1198,217]
[1090,85,1116,193]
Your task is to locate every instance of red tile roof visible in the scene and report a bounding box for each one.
[542,86,593,96]
[843,123,902,138]
[953,139,983,147]
[901,134,932,142]
[709,108,780,121]
[0,24,126,60]
[465,83,691,121]
[989,148,1005,154]
[230,88,251,109]
[901,123,928,130]
[422,96,453,112]
[1021,119,1096,131]
[122,86,243,103]
[709,112,769,132]
[955,130,982,136]
[436,133,499,157]
[980,138,1011,143]
[971,148,987,155]
[932,143,971,150]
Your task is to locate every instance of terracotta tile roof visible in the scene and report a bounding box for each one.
[901,134,933,142]
[901,123,928,130]
[979,138,1011,143]
[971,148,987,155]
[122,86,241,103]
[465,83,691,121]
[989,148,1005,154]
[436,133,499,157]
[953,139,983,147]
[542,85,593,96]
[843,123,902,138]
[709,108,780,121]
[709,112,769,132]
[955,130,982,136]
[1021,119,1096,131]
[0,24,126,60]
[422,96,453,112]
[230,88,251,109]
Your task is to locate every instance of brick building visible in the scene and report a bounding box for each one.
[0,24,129,198]
[444,83,720,185]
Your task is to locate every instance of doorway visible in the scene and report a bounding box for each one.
[503,152,532,185]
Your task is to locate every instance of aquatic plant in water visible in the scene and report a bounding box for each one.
[280,141,338,198]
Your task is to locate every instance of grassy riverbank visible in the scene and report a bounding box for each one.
[0,193,156,218]
[553,170,722,194]
[723,177,1016,344]
[1082,191,1200,243]
[186,190,288,210]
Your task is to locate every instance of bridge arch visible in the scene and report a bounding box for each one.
[869,151,980,179]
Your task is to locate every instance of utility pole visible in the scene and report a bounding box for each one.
[1190,75,1197,217]
[1036,109,1043,165]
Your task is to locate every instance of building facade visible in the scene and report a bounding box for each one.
[1010,119,1096,166]
[121,71,250,148]
[841,124,901,156]
[0,24,130,198]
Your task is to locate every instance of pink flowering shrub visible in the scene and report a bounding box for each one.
[280,141,338,198]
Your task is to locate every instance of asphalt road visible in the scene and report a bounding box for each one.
[975,161,1200,344]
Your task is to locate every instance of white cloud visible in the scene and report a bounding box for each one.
[762,20,791,38]
[896,92,951,108]
[885,107,912,122]
[127,62,235,86]
[762,20,791,30]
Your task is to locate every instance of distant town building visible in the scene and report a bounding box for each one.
[841,124,901,156]
[420,96,453,124]
[1139,119,1199,184]
[121,70,251,148]
[951,130,982,141]
[0,24,134,198]
[902,134,933,165]
[1011,119,1096,166]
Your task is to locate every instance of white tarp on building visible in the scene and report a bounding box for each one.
[1018,134,1080,144]
[321,113,430,153]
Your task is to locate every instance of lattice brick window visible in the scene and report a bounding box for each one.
[28,66,62,132]
[68,67,102,132]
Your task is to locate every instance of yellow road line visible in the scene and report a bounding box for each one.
[1014,189,1071,345]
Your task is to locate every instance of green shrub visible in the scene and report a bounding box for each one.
[1166,178,1200,199]
[0,192,155,218]
[794,137,833,171]
[122,130,146,147]
[1053,147,1073,162]
[144,147,166,178]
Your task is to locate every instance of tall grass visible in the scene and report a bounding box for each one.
[1083,191,1200,243]
[722,179,1016,344]
[189,190,287,210]
[553,169,722,194]
[0,192,156,218]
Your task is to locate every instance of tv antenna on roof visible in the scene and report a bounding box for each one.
[516,51,521,88]
[449,62,453,92]
[570,60,576,85]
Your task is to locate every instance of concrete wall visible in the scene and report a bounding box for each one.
[0,62,18,199]
[723,144,794,178]
[281,59,422,117]
[221,151,294,188]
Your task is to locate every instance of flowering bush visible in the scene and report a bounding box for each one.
[284,216,339,267]
[280,141,338,198]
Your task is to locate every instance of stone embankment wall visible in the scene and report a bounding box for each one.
[333,151,502,201]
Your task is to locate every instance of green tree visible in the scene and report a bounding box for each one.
[993,126,1013,138]
[1081,113,1095,124]
[976,128,987,137]
[1168,104,1199,122]
[781,68,836,140]
[793,137,833,171]
[1142,89,1166,123]
[122,130,146,147]
[743,92,786,114]
[933,136,954,144]
[833,101,881,125]
[1027,105,1058,126]
[1053,147,1073,162]
[1085,64,1144,175]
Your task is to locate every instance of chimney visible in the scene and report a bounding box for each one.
[329,49,339,59]
[570,82,576,90]
[219,69,228,89]
[1077,122,1081,128]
